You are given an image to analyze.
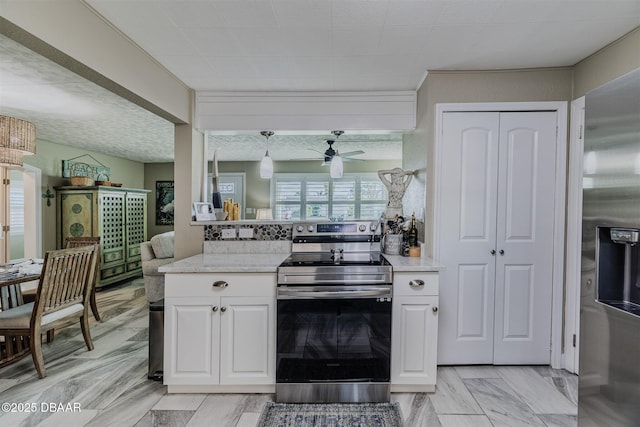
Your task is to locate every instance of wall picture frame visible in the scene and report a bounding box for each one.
[156,180,174,225]
[193,202,214,221]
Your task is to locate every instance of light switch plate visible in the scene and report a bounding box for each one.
[221,228,236,239]
[238,228,254,239]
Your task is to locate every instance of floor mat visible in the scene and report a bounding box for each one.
[257,402,403,427]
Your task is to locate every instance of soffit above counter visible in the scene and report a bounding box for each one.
[195,91,417,132]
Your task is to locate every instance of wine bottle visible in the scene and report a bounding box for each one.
[407,212,418,247]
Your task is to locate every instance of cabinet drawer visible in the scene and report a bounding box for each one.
[127,260,142,271]
[393,272,439,296]
[103,249,125,265]
[101,264,126,280]
[165,273,276,298]
[128,245,141,258]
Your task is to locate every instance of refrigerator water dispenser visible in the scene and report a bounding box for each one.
[596,226,640,316]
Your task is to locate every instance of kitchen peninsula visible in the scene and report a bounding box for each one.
[160,233,444,396]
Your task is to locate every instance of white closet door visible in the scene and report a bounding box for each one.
[438,112,500,364]
[438,111,557,365]
[493,112,556,364]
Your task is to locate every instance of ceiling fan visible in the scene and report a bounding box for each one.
[304,131,365,164]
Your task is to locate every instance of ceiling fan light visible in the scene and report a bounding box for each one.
[260,150,273,179]
[330,152,343,178]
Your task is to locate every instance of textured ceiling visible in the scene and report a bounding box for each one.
[87,0,640,92]
[1,1,639,163]
[0,35,175,163]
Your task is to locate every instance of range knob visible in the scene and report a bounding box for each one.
[296,225,304,232]
[359,224,367,232]
[307,225,314,232]
[370,223,378,231]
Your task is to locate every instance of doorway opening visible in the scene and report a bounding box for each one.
[0,164,42,263]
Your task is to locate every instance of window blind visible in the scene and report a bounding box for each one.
[271,173,387,220]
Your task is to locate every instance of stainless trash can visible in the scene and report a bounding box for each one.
[148,299,164,381]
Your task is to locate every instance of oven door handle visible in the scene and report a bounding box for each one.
[277,287,391,299]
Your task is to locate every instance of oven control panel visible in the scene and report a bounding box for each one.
[293,221,380,235]
[291,221,382,243]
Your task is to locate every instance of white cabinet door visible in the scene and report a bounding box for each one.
[219,296,275,385]
[438,111,557,365]
[165,298,219,385]
[391,296,438,387]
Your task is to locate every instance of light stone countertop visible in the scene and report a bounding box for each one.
[159,253,290,274]
[158,248,444,274]
[383,255,445,272]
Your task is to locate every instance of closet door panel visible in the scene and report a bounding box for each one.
[438,112,499,364]
[494,112,557,364]
[457,264,490,340]
[504,130,536,240]
[459,130,494,241]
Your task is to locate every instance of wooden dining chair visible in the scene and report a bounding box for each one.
[64,237,101,321]
[0,245,99,378]
[0,283,30,368]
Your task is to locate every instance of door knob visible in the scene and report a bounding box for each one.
[490,249,496,255]
[499,249,504,255]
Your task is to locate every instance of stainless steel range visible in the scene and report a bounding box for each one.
[276,221,393,403]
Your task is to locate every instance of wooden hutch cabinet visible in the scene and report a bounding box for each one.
[55,186,150,287]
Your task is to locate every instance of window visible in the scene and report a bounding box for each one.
[271,173,387,220]
[10,178,24,234]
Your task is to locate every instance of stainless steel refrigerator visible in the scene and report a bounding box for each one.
[579,67,640,426]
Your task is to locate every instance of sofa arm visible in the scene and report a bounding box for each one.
[140,241,155,262]
[142,257,175,277]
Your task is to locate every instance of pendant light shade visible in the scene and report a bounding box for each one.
[0,148,24,167]
[259,131,274,179]
[0,115,36,155]
[330,151,344,178]
[260,150,273,179]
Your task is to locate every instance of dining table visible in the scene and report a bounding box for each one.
[0,260,43,369]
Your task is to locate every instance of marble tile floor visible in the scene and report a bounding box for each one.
[0,279,578,427]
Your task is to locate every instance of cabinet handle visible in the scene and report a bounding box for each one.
[212,306,219,312]
[490,249,496,255]
[432,306,438,313]
[213,281,229,288]
[220,306,227,313]
[409,279,425,288]
[499,249,504,255]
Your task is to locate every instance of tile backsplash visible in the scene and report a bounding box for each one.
[203,220,425,244]
[204,222,293,241]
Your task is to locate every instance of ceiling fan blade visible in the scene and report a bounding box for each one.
[307,148,325,155]
[343,157,365,162]
[338,150,364,157]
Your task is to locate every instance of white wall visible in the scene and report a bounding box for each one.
[573,27,640,97]
[416,68,574,256]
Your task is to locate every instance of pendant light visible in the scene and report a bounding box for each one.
[259,131,274,179]
[0,115,36,167]
[0,148,24,167]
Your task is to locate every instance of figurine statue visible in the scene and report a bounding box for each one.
[378,167,414,217]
